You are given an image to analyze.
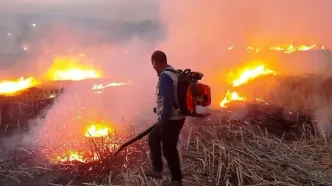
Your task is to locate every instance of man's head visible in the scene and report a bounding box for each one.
[151,50,168,74]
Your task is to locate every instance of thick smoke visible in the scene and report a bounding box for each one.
[0,0,162,157]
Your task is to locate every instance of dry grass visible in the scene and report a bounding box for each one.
[2,75,332,186]
[3,118,332,186]
[94,116,332,186]
[0,156,51,185]
[100,75,332,186]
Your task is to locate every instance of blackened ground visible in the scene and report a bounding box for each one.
[217,101,315,141]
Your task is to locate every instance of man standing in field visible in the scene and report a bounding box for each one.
[144,50,186,186]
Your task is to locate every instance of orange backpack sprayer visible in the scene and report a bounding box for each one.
[114,69,211,156]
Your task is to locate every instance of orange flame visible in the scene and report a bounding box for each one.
[56,150,86,163]
[45,57,101,81]
[220,64,276,108]
[92,81,130,90]
[231,65,276,87]
[0,77,38,95]
[228,44,322,53]
[220,91,246,107]
[84,123,114,138]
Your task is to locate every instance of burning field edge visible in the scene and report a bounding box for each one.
[1,71,332,186]
[1,107,332,186]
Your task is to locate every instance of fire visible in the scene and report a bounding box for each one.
[46,57,101,81]
[85,123,114,138]
[269,44,317,53]
[232,65,276,87]
[228,44,323,53]
[40,121,117,164]
[52,69,100,81]
[56,150,86,163]
[220,91,246,107]
[220,64,276,108]
[92,81,130,90]
[0,77,38,95]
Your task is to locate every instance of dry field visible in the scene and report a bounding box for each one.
[1,75,332,186]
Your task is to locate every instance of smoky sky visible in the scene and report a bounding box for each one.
[0,0,332,78]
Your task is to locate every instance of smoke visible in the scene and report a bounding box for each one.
[0,113,46,160]
[0,0,162,158]
[315,105,332,138]
[1,0,332,157]
[157,0,332,107]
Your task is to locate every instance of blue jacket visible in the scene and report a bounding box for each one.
[155,65,185,124]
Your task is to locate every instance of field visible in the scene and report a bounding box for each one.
[1,74,332,186]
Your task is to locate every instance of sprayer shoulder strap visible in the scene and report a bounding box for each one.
[162,68,180,110]
[163,69,178,74]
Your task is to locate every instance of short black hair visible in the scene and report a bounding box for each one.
[151,50,167,64]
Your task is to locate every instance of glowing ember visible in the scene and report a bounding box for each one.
[56,151,86,163]
[256,98,269,105]
[92,81,130,90]
[46,57,101,81]
[0,77,38,95]
[85,123,113,138]
[49,94,56,98]
[220,64,276,108]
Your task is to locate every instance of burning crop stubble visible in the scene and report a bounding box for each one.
[1,0,332,185]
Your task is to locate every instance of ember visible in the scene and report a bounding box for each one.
[0,77,38,95]
[56,151,87,163]
[220,64,276,107]
[37,118,120,165]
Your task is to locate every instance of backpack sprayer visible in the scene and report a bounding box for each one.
[114,69,211,156]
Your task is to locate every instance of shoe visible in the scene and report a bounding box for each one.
[144,168,162,179]
[162,181,183,186]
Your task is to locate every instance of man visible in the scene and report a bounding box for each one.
[145,50,186,186]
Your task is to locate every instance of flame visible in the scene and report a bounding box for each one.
[46,57,101,81]
[49,94,56,98]
[41,121,117,164]
[220,91,246,107]
[220,64,276,108]
[85,123,114,138]
[247,46,260,52]
[92,81,130,90]
[0,77,38,95]
[270,44,317,53]
[228,44,323,53]
[228,45,235,50]
[56,150,86,163]
[232,65,276,87]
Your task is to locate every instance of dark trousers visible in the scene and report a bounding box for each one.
[148,118,185,181]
